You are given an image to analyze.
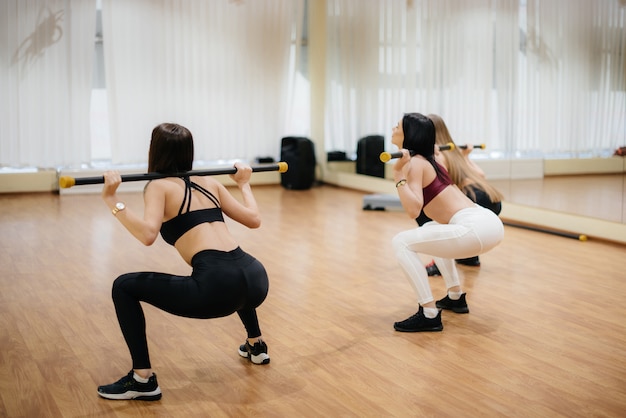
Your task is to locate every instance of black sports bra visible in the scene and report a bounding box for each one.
[160,177,224,246]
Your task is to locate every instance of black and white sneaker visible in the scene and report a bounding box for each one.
[238,340,270,365]
[97,371,162,401]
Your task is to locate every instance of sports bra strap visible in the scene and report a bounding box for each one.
[178,177,221,215]
[190,181,220,207]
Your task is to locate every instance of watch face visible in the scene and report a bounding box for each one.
[115,202,125,210]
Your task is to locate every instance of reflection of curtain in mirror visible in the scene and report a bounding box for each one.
[0,0,96,168]
[324,0,625,158]
[325,0,382,156]
[101,0,305,165]
[325,0,517,156]
[519,0,626,156]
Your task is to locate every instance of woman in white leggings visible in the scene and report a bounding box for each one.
[390,113,504,332]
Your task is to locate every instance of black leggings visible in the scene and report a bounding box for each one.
[111,247,269,369]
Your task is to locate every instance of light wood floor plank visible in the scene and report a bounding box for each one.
[1,185,625,417]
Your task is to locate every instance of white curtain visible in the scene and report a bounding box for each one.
[325,0,626,158]
[0,0,96,168]
[101,0,305,166]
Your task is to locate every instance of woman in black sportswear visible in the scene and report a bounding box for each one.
[97,123,270,401]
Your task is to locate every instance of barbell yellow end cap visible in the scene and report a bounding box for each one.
[579,235,588,241]
[380,152,391,163]
[59,176,75,189]
[277,161,289,173]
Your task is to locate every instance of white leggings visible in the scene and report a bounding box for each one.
[392,205,504,305]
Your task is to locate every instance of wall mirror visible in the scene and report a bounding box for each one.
[311,0,625,228]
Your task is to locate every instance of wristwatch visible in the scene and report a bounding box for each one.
[396,179,407,188]
[111,202,126,216]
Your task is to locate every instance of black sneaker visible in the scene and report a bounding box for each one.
[455,256,480,266]
[393,306,443,332]
[238,340,270,365]
[97,371,162,401]
[425,260,441,276]
[436,293,470,314]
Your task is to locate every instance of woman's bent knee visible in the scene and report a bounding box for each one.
[111,273,137,297]
[391,233,407,255]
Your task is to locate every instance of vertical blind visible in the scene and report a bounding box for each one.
[324,0,626,158]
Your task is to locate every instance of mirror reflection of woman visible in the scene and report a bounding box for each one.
[417,113,504,275]
[390,113,504,332]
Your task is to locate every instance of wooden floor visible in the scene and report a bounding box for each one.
[1,184,625,417]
